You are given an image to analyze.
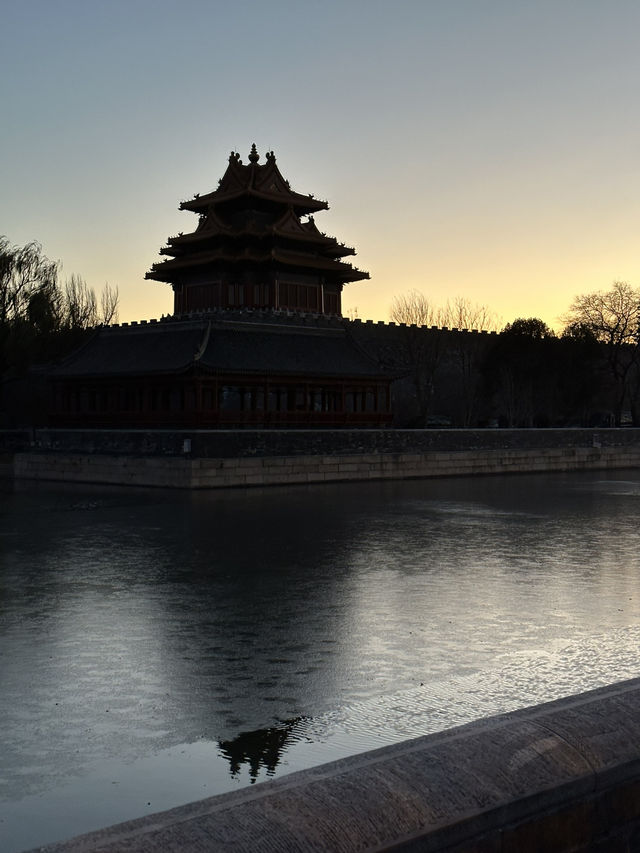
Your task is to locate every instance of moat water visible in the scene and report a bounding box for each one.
[2,470,640,851]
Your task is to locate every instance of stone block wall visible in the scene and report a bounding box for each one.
[5,427,640,488]
[11,442,640,489]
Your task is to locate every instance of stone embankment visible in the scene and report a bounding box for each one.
[34,678,640,852]
[3,428,640,488]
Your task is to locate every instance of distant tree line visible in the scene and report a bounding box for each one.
[385,283,640,428]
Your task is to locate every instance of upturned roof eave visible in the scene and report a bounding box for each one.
[146,250,370,281]
[161,227,356,257]
[271,249,370,280]
[179,188,328,214]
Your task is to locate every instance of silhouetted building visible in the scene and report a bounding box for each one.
[146,143,369,317]
[49,146,392,428]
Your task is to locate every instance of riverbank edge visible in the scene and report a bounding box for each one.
[34,677,640,852]
[2,428,640,487]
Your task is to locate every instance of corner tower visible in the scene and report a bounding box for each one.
[145,145,369,316]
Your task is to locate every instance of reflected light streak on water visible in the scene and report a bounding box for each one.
[2,470,640,851]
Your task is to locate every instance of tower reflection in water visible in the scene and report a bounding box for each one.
[218,717,311,782]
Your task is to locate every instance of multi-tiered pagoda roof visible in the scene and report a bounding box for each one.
[145,145,369,316]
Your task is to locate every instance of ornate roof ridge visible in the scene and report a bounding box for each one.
[179,145,328,213]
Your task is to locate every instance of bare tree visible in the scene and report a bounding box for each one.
[389,291,500,426]
[63,274,97,329]
[388,291,449,424]
[390,291,500,332]
[564,282,640,344]
[99,282,119,325]
[389,290,445,327]
[62,276,119,328]
[441,296,501,333]
[563,281,640,425]
[439,298,501,425]
[344,304,359,321]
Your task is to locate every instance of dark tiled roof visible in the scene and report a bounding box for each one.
[146,246,368,283]
[200,325,382,378]
[50,322,207,377]
[49,313,388,380]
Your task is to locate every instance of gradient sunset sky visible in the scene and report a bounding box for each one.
[2,0,639,329]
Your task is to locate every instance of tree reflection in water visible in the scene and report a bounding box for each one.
[218,717,311,783]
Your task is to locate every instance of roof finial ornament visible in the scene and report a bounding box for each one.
[248,143,259,164]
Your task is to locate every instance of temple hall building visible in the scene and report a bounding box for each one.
[49,146,393,428]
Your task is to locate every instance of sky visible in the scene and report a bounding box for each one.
[2,0,639,330]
